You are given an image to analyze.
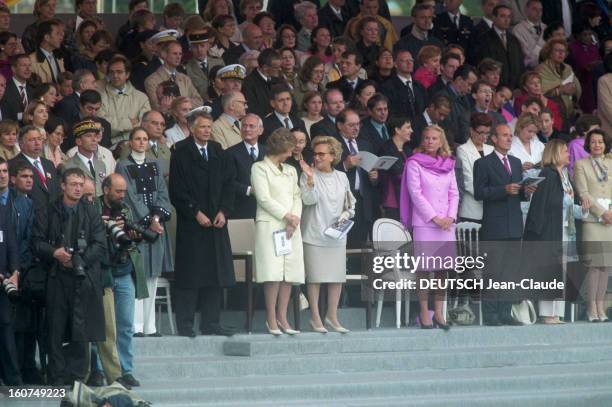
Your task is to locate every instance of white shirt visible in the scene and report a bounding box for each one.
[561,0,572,37]
[77,151,96,170]
[245,142,259,196]
[165,123,188,147]
[482,17,493,29]
[397,74,413,89]
[423,110,434,126]
[448,12,461,28]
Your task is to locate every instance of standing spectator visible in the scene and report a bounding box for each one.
[378,116,413,221]
[301,91,324,139]
[165,97,192,147]
[169,111,236,337]
[569,24,601,114]
[251,128,304,335]
[456,113,494,222]
[21,0,58,54]
[226,113,266,219]
[98,55,151,144]
[381,49,427,121]
[300,136,355,333]
[399,125,458,330]
[524,139,587,324]
[54,69,96,131]
[144,40,203,111]
[432,0,474,51]
[574,129,612,322]
[367,48,395,84]
[568,115,600,177]
[475,5,525,89]
[285,128,311,178]
[141,111,172,184]
[29,19,66,84]
[311,88,345,139]
[436,64,478,146]
[1,54,34,122]
[536,39,581,124]
[318,0,350,38]
[358,93,389,152]
[42,116,67,168]
[0,32,20,82]
[512,0,547,68]
[116,128,173,338]
[414,45,442,90]
[295,2,319,52]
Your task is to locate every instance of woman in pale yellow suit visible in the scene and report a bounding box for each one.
[251,128,305,336]
[574,129,612,322]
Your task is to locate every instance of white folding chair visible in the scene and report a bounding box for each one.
[228,219,257,333]
[372,218,413,328]
[455,222,483,326]
[155,277,176,335]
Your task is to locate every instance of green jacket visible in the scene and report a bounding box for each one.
[93,198,149,299]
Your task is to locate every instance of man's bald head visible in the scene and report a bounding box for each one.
[102,173,128,207]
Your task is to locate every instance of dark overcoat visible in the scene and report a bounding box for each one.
[169,138,236,289]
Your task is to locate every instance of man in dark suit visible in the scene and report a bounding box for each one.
[227,113,266,219]
[473,123,537,326]
[411,94,452,149]
[317,0,350,38]
[468,0,497,64]
[0,54,33,122]
[63,90,112,151]
[434,64,478,147]
[541,0,574,27]
[10,126,61,213]
[242,48,282,121]
[262,84,306,144]
[53,69,97,132]
[325,50,365,103]
[359,93,389,153]
[432,0,474,51]
[310,88,345,139]
[222,24,264,65]
[381,49,427,121]
[334,108,378,246]
[475,5,525,89]
[429,52,462,97]
[393,4,444,60]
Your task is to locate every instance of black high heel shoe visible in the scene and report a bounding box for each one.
[420,323,434,329]
[432,316,451,331]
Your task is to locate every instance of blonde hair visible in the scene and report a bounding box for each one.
[541,138,567,167]
[311,135,343,165]
[515,112,540,135]
[415,125,451,158]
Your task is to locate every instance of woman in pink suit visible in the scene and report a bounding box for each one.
[400,125,459,330]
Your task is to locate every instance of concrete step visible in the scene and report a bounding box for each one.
[132,335,226,357]
[134,361,612,403]
[133,342,612,380]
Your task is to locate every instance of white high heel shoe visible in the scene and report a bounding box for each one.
[277,320,300,335]
[266,321,283,336]
[309,320,328,333]
[325,317,350,334]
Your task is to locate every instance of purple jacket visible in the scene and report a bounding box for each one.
[568,137,588,177]
[401,158,459,229]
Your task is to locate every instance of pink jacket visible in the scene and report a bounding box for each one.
[403,159,459,228]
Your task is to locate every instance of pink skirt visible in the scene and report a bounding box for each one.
[412,226,456,272]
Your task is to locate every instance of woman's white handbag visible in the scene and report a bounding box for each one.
[511,300,537,325]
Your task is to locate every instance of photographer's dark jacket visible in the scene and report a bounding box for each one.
[0,203,19,276]
[93,197,148,300]
[7,188,33,270]
[31,197,106,342]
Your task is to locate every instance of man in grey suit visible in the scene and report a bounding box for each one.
[141,111,171,185]
[62,119,107,196]
[183,26,223,102]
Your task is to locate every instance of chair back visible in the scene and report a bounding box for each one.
[372,218,412,253]
[455,221,481,258]
[228,218,256,281]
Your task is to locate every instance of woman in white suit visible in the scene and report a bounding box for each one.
[457,113,495,222]
[251,128,305,335]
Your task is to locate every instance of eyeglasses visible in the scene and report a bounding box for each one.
[313,152,330,157]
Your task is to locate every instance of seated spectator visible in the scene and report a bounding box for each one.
[538,108,570,143]
[144,40,203,110]
[598,53,612,136]
[358,92,389,152]
[223,22,262,64]
[54,68,96,131]
[477,57,502,89]
[317,0,349,38]
[115,0,150,52]
[354,16,381,70]
[98,55,152,144]
[32,82,59,118]
[378,116,413,221]
[210,14,241,60]
[201,0,240,44]
[305,26,334,65]
[23,100,49,138]
[1,54,34,122]
[569,23,601,114]
[367,48,395,84]
[29,19,66,84]
[348,79,377,120]
[490,85,515,124]
[514,71,564,131]
[295,1,319,52]
[537,38,582,124]
[429,51,461,96]
[470,80,506,128]
[164,97,192,147]
[0,120,19,160]
[414,45,442,90]
[512,0,546,68]
[300,91,323,140]
[212,91,247,149]
[254,11,276,49]
[262,84,306,144]
[57,71,72,99]
[21,0,58,54]
[345,0,399,52]
[118,9,156,60]
[294,56,326,114]
[238,0,263,40]
[184,26,224,103]
[160,2,184,34]
[63,89,112,150]
[72,29,112,73]
[394,4,444,59]
[0,32,19,81]
[568,114,601,176]
[432,0,473,51]
[279,48,299,89]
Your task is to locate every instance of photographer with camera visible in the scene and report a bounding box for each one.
[96,173,148,388]
[32,167,106,386]
[0,158,22,385]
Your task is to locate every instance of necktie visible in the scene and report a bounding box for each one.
[151,143,158,156]
[170,71,176,82]
[349,80,356,89]
[500,32,507,48]
[284,118,291,128]
[47,54,59,82]
[201,60,208,72]
[453,15,459,29]
[19,85,27,109]
[381,125,389,140]
[33,160,47,187]
[534,24,542,36]
[349,139,357,155]
[88,160,96,179]
[234,120,240,130]
[250,146,257,161]
[117,89,125,95]
[200,147,208,161]
[0,194,6,206]
[406,80,415,106]
[502,156,512,175]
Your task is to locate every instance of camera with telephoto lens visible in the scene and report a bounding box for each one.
[66,232,88,278]
[2,276,18,299]
[107,219,133,248]
[125,221,159,243]
[107,206,159,248]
